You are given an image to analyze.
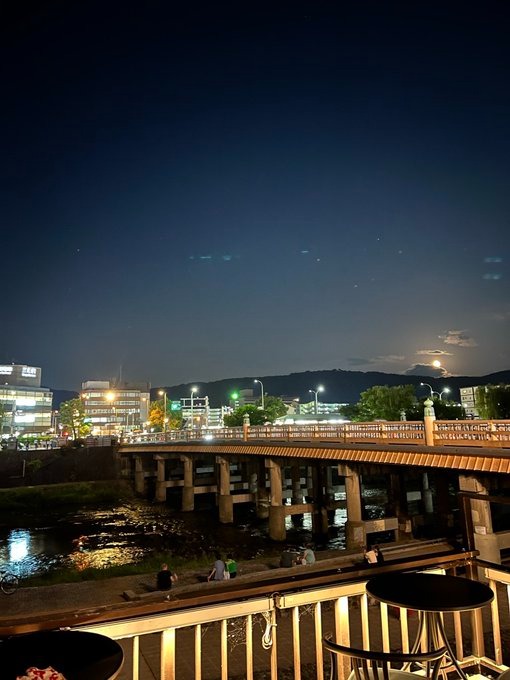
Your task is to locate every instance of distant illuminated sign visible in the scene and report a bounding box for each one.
[0,366,13,375]
[170,401,181,411]
[21,366,37,377]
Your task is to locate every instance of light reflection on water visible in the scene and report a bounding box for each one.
[0,487,389,578]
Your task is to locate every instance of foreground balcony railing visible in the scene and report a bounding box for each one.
[66,552,509,680]
[122,420,510,448]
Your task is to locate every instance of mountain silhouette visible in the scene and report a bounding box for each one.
[155,368,510,408]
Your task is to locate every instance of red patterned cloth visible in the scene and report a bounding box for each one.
[16,667,67,680]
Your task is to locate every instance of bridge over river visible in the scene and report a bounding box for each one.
[119,419,510,565]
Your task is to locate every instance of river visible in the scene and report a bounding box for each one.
[0,486,394,578]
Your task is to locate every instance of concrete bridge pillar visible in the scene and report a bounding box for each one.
[291,464,302,505]
[217,456,233,524]
[436,473,453,533]
[339,463,365,550]
[459,474,500,565]
[155,456,167,502]
[306,465,314,500]
[422,472,434,514]
[134,456,145,495]
[181,455,194,512]
[389,472,412,536]
[310,464,329,538]
[256,459,269,519]
[268,458,286,541]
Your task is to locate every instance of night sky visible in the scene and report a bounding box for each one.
[2,1,509,390]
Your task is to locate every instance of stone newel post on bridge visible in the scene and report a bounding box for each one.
[423,397,435,446]
[243,412,250,442]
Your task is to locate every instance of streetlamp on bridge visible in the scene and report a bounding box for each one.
[190,387,198,429]
[254,379,265,411]
[309,385,324,415]
[158,390,168,432]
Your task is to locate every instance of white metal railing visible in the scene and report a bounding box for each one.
[121,420,510,448]
[75,564,508,680]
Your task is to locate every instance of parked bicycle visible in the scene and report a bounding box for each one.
[0,569,19,595]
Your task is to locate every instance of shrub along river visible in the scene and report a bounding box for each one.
[0,486,395,579]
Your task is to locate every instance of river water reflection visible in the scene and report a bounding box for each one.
[0,490,388,578]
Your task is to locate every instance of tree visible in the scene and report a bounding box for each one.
[407,399,465,421]
[356,385,417,421]
[223,397,288,427]
[338,403,362,421]
[476,384,510,419]
[59,398,91,439]
[148,399,183,431]
[260,396,287,422]
[224,405,267,427]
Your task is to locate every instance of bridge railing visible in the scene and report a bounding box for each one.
[73,554,506,680]
[123,420,510,448]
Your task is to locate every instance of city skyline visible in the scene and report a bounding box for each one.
[2,1,509,390]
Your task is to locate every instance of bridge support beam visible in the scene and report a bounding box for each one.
[459,474,500,566]
[268,458,286,541]
[310,464,329,539]
[217,456,233,524]
[181,455,194,512]
[155,456,167,502]
[134,456,146,495]
[340,464,365,550]
[256,459,269,519]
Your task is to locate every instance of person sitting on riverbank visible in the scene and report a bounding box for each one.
[156,563,177,590]
[225,554,237,578]
[298,543,316,565]
[207,553,226,581]
[280,547,297,568]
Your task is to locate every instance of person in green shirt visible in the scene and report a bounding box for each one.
[225,554,237,579]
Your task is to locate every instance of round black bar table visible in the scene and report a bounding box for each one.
[366,573,494,680]
[0,630,124,680]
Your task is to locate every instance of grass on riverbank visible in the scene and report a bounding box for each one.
[0,480,132,511]
[22,552,222,587]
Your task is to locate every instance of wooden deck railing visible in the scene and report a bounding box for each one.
[62,551,507,680]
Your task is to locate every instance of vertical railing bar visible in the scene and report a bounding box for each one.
[361,593,370,650]
[292,606,302,680]
[453,610,464,662]
[161,628,175,680]
[489,579,502,665]
[221,618,228,680]
[246,614,254,680]
[315,601,324,680]
[132,634,139,680]
[380,602,390,652]
[399,608,409,653]
[270,608,278,680]
[195,624,202,680]
[470,606,485,658]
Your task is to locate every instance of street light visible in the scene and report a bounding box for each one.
[420,382,435,399]
[254,379,265,410]
[190,387,198,429]
[420,383,450,400]
[105,391,116,434]
[158,390,167,432]
[308,385,324,415]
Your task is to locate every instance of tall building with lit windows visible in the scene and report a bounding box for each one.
[0,364,52,436]
[81,380,150,435]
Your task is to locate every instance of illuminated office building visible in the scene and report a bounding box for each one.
[0,364,52,436]
[81,380,150,435]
